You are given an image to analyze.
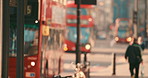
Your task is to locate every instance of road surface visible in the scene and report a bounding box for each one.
[60,39,148,78]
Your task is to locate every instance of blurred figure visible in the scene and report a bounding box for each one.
[138,36,145,51]
[125,38,143,78]
[129,37,134,45]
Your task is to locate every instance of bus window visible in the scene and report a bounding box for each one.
[24,26,39,56]
[66,8,88,15]
[9,28,17,56]
[42,28,65,51]
[9,25,39,57]
[66,27,90,44]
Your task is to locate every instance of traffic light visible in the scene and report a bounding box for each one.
[75,0,96,5]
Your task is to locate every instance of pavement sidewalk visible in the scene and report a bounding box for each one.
[91,76,147,78]
[61,50,148,78]
[61,39,148,78]
[89,50,148,78]
[61,62,148,78]
[90,40,148,78]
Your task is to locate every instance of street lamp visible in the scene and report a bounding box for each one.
[144,0,148,48]
[144,0,147,36]
[133,0,138,38]
[76,0,81,64]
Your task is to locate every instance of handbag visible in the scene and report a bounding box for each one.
[136,56,142,63]
[141,64,144,78]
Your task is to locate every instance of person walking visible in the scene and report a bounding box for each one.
[138,36,145,51]
[125,38,143,78]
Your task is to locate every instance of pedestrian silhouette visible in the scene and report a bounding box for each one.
[125,38,143,78]
[138,36,145,51]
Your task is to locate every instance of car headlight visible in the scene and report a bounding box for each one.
[115,37,119,41]
[126,37,132,42]
[63,44,68,51]
[31,61,35,66]
[85,44,91,50]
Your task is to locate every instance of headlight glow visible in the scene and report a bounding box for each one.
[126,37,132,42]
[85,44,91,50]
[63,44,68,51]
[35,20,38,23]
[115,37,119,41]
[64,46,68,51]
[31,61,35,66]
[88,18,92,21]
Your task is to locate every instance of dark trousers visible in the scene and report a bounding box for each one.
[129,63,140,78]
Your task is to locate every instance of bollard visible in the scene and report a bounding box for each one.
[84,53,87,63]
[112,53,116,75]
[83,53,90,78]
[83,62,90,78]
[45,60,48,78]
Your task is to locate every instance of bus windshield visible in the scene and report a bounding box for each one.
[66,8,88,15]
[118,26,130,38]
[42,28,65,51]
[67,19,89,25]
[119,21,128,27]
[9,24,39,57]
[66,27,90,44]
[117,30,127,38]
[117,21,129,38]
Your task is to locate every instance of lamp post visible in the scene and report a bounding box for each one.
[145,0,147,36]
[75,0,96,64]
[144,0,148,47]
[0,1,2,77]
[76,0,81,64]
[133,0,138,38]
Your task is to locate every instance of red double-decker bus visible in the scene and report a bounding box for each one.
[64,1,95,53]
[114,18,133,43]
[8,0,66,78]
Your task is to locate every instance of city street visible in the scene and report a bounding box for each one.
[60,39,148,78]
[1,0,148,78]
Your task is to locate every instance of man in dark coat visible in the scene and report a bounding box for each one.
[125,38,143,78]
